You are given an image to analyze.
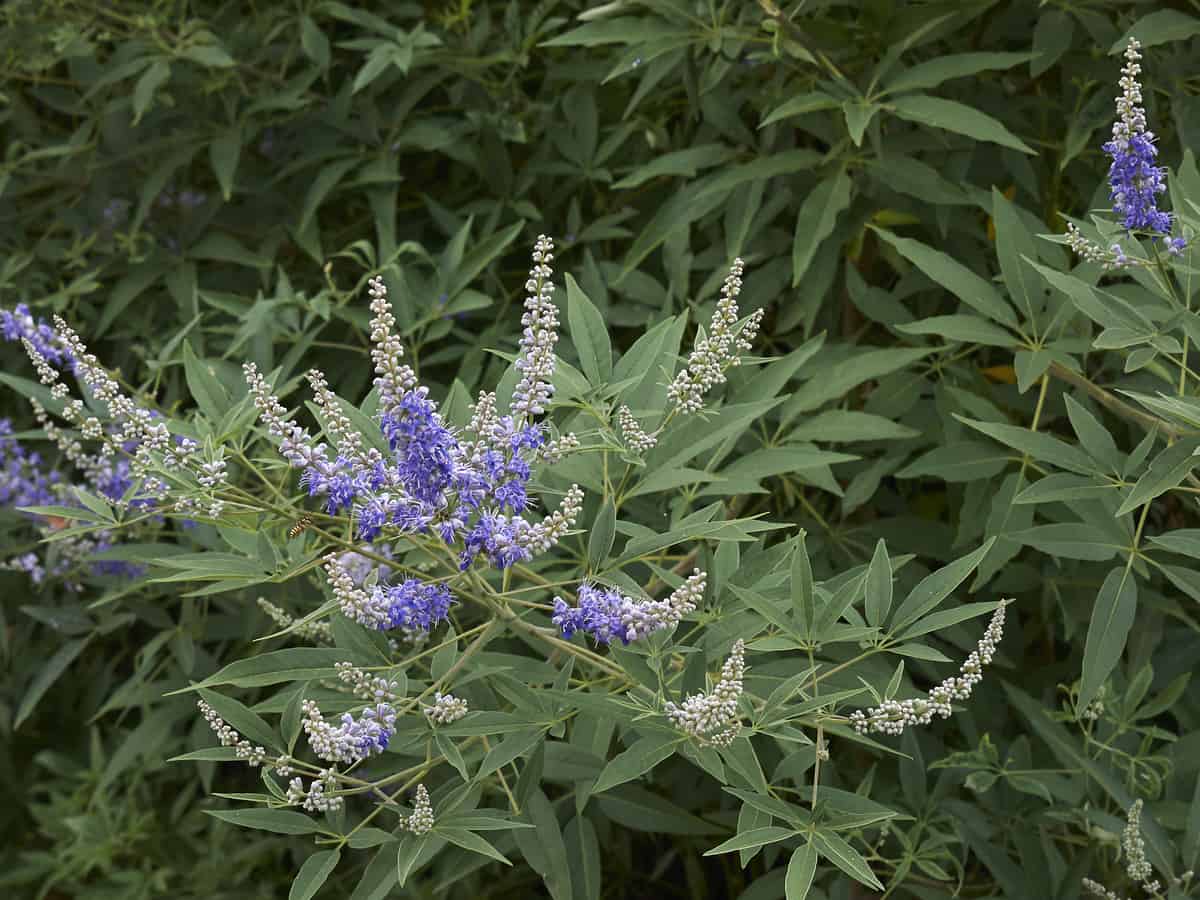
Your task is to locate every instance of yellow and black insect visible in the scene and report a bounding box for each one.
[287,515,314,539]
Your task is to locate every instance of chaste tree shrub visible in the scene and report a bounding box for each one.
[2,3,1200,899]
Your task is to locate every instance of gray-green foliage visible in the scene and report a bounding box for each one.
[2,2,1200,899]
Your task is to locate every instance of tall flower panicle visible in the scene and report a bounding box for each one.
[667,259,763,414]
[511,235,558,420]
[1103,39,1170,234]
[850,602,1007,736]
[554,570,705,645]
[664,639,745,747]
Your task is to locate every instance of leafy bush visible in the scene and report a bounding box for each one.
[3,2,1200,899]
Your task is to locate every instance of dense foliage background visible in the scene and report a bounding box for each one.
[2,1,1200,898]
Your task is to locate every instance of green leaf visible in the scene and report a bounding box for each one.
[395,835,430,887]
[625,467,723,499]
[870,228,1017,327]
[1110,10,1200,52]
[290,850,341,900]
[15,637,90,728]
[1115,437,1200,516]
[788,410,917,442]
[889,94,1035,154]
[864,539,893,627]
[880,52,1034,96]
[182,43,236,68]
[565,817,602,900]
[782,347,932,422]
[612,144,737,188]
[206,808,325,835]
[760,91,841,127]
[300,15,331,68]
[183,341,232,421]
[298,158,359,234]
[438,828,511,865]
[791,532,816,635]
[897,441,1009,482]
[1010,523,1121,560]
[1079,566,1138,710]
[1033,10,1074,77]
[785,843,819,899]
[890,539,994,631]
[812,830,883,890]
[587,499,616,569]
[991,188,1042,321]
[792,171,852,286]
[957,416,1097,476]
[704,826,795,856]
[209,128,241,201]
[565,274,612,384]
[515,789,574,900]
[174,648,348,691]
[842,99,879,146]
[897,601,1000,641]
[133,60,170,125]
[896,314,1016,347]
[592,734,679,794]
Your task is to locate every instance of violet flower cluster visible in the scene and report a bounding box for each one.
[552,570,706,645]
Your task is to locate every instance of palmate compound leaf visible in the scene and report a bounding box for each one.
[889,539,995,633]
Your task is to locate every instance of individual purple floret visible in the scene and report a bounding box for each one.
[1102,39,1171,234]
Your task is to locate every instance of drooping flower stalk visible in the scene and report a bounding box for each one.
[849,602,1007,736]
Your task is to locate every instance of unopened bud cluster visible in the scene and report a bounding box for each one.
[850,602,1007,736]
[424,692,469,725]
[286,768,343,813]
[664,638,745,747]
[405,784,435,834]
[617,405,658,452]
[666,259,763,414]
